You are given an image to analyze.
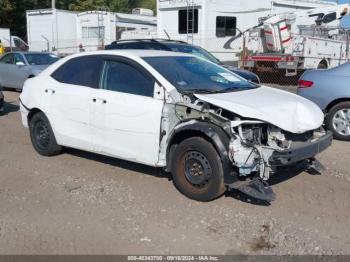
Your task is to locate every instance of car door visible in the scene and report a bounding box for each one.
[48,55,104,151]
[91,57,164,166]
[12,53,30,89]
[0,53,15,87]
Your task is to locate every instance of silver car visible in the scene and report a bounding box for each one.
[297,62,350,141]
[0,52,59,90]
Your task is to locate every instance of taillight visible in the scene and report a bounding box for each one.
[298,79,314,88]
[286,56,294,62]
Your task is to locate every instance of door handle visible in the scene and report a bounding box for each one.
[45,89,55,94]
[93,98,107,104]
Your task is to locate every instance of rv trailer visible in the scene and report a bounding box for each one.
[26,9,78,56]
[157,0,339,64]
[77,10,157,52]
[26,8,157,55]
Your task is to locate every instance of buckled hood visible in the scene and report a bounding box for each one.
[195,86,324,134]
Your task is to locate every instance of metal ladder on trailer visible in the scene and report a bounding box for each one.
[186,0,195,44]
[96,6,109,49]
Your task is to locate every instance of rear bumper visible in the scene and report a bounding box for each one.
[269,131,332,166]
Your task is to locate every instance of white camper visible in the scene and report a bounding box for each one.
[26,9,78,55]
[76,10,157,52]
[26,8,157,55]
[157,0,339,63]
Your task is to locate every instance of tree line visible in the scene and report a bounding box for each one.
[0,0,156,40]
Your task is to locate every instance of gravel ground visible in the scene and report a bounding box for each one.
[0,90,349,255]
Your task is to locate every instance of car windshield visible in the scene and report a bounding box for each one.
[163,43,221,64]
[24,53,59,65]
[144,56,258,94]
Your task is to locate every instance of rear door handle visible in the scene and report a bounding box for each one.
[93,98,107,104]
[45,89,55,94]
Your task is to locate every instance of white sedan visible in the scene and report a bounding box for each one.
[19,50,332,202]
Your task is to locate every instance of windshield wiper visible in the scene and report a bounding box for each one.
[182,89,221,94]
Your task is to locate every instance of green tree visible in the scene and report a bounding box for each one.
[109,0,130,13]
[69,0,107,11]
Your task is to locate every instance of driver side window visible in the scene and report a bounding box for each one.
[101,60,155,97]
[0,53,14,64]
[14,54,25,64]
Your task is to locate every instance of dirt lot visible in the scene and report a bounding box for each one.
[0,90,350,255]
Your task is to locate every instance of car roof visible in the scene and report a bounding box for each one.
[6,51,55,55]
[109,39,199,49]
[69,50,193,59]
[111,39,187,45]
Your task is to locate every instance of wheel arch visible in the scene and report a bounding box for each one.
[325,98,350,113]
[318,59,328,69]
[165,120,237,184]
[27,107,43,123]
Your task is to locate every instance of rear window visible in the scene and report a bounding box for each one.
[51,56,103,88]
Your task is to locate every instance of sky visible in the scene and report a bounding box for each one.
[329,0,350,27]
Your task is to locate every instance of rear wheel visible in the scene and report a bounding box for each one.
[317,61,328,69]
[326,102,350,141]
[29,112,62,156]
[171,137,225,201]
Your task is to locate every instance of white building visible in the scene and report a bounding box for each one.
[26,8,157,55]
[157,0,340,63]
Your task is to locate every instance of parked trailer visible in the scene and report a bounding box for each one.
[26,9,78,56]
[157,0,339,64]
[241,4,350,76]
[77,10,157,52]
[26,8,157,55]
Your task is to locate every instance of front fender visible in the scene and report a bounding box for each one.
[166,120,238,184]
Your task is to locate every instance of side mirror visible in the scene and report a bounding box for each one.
[322,12,337,24]
[16,61,25,66]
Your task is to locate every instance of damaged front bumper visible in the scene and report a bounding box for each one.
[228,128,332,202]
[269,131,333,166]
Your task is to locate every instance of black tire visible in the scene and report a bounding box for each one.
[29,112,62,156]
[171,137,226,202]
[325,102,350,141]
[317,61,328,69]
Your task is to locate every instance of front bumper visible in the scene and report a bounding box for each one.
[19,98,30,128]
[269,131,333,166]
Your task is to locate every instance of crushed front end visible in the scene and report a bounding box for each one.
[227,119,332,201]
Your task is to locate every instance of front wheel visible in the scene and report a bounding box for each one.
[171,137,226,201]
[29,112,62,156]
[326,102,350,141]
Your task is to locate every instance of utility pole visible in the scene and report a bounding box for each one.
[52,0,55,9]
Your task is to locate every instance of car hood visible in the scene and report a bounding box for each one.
[194,86,324,134]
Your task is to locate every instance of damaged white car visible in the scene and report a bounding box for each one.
[19,50,332,202]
